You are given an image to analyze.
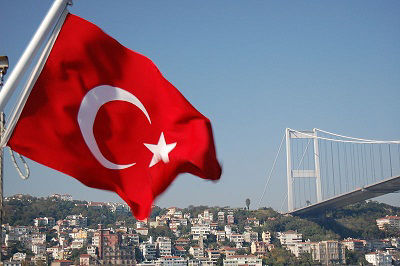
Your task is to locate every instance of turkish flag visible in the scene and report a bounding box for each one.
[8,14,221,219]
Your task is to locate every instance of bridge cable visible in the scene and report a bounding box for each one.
[280,193,288,214]
[330,142,336,196]
[357,144,361,187]
[324,139,329,199]
[398,145,400,172]
[361,144,366,186]
[398,145,400,174]
[314,128,400,144]
[291,132,314,208]
[288,129,400,144]
[295,137,298,209]
[307,140,310,203]
[350,144,355,191]
[369,144,374,183]
[344,143,349,192]
[389,144,393,177]
[337,142,342,194]
[257,133,285,209]
[301,139,305,208]
[298,138,312,206]
[371,144,376,182]
[379,145,383,178]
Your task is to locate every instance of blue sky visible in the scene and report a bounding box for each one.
[1,1,399,211]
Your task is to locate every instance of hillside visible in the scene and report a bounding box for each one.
[3,195,399,240]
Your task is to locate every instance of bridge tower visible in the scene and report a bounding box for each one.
[286,128,322,212]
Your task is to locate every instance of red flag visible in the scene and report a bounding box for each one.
[8,14,221,219]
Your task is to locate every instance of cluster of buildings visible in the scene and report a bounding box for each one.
[1,205,265,266]
[277,230,400,265]
[273,215,400,266]
[2,195,400,266]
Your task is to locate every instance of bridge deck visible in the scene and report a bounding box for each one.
[289,175,400,216]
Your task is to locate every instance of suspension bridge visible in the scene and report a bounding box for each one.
[258,128,400,216]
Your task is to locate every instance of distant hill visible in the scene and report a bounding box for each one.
[313,200,400,239]
[3,195,136,228]
[266,200,400,241]
[4,194,399,240]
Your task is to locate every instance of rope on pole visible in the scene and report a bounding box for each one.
[8,148,30,180]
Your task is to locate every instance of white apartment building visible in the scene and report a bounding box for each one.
[47,247,63,259]
[158,256,187,266]
[365,251,392,266]
[136,228,149,236]
[310,240,345,265]
[71,239,85,249]
[277,231,302,246]
[191,225,210,240]
[125,233,140,245]
[173,211,183,219]
[218,212,225,223]
[199,210,213,222]
[286,242,311,257]
[65,214,87,227]
[157,237,172,257]
[224,225,232,236]
[31,233,46,245]
[250,241,267,255]
[341,238,365,251]
[11,226,30,235]
[223,255,262,266]
[33,217,55,227]
[189,246,204,258]
[390,238,400,248]
[137,221,148,229]
[262,231,271,244]
[246,218,260,227]
[243,231,258,243]
[229,234,244,248]
[205,249,221,261]
[216,231,226,242]
[12,252,26,261]
[376,215,400,230]
[32,244,46,255]
[87,246,97,257]
[140,239,157,261]
[167,207,178,216]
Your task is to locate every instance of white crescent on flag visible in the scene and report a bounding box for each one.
[77,85,151,170]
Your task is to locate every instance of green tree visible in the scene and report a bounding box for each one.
[263,247,298,265]
[245,198,250,210]
[70,246,87,264]
[148,226,175,240]
[135,246,144,263]
[216,254,225,266]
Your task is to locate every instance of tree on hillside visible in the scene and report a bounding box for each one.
[245,198,250,210]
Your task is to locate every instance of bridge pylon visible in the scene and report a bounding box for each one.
[286,128,322,212]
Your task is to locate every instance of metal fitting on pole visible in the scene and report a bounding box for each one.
[0,56,9,87]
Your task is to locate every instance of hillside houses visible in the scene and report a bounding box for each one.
[2,195,400,265]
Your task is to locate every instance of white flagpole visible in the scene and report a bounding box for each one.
[0,7,69,148]
[0,0,72,113]
[0,56,7,263]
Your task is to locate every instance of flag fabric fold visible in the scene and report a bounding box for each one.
[8,14,221,219]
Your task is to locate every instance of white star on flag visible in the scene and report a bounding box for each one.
[144,132,177,167]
